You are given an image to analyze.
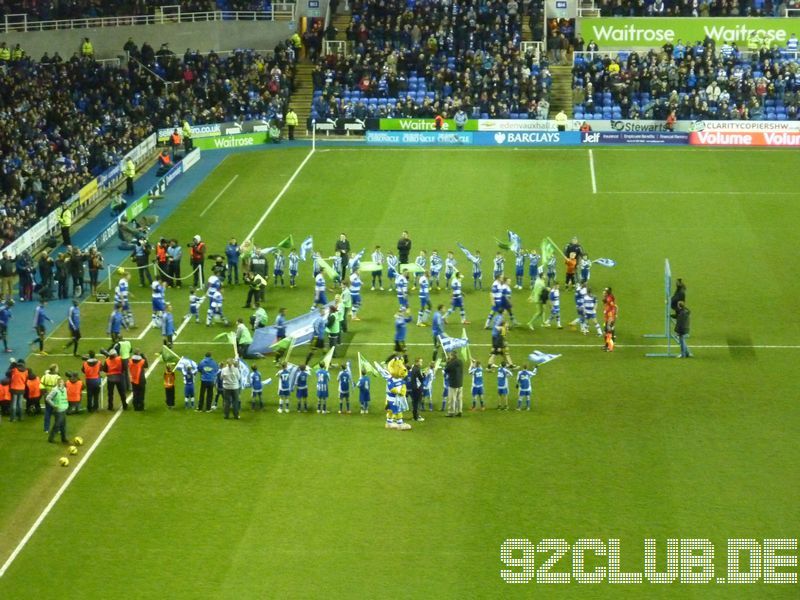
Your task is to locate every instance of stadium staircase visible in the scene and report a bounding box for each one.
[292,62,315,138]
[548,65,573,119]
[290,11,353,139]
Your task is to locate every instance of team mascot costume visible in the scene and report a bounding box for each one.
[385,357,411,430]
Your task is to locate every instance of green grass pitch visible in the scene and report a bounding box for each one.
[1,146,799,598]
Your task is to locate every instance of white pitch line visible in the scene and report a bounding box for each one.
[243,148,315,242]
[588,149,597,194]
[199,173,239,217]
[0,151,313,580]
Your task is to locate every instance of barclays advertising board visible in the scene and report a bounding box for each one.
[474,131,581,146]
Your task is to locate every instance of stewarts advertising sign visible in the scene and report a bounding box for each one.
[580,18,794,48]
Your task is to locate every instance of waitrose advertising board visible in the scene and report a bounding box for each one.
[579,18,795,48]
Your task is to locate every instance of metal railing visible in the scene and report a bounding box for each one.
[323,40,350,58]
[521,41,544,62]
[1,5,296,33]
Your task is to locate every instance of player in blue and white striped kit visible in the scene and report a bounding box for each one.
[570,282,586,330]
[337,363,353,413]
[544,282,562,328]
[444,272,469,324]
[413,250,427,290]
[273,251,285,287]
[471,251,483,290]
[370,246,384,291]
[528,250,541,288]
[469,360,485,410]
[151,279,166,327]
[316,365,330,414]
[579,255,591,283]
[313,272,328,308]
[493,252,505,280]
[277,363,293,413]
[250,365,264,410]
[416,272,432,326]
[423,362,435,411]
[514,250,526,289]
[187,287,201,323]
[180,360,197,409]
[496,363,512,410]
[357,369,371,414]
[430,251,443,290]
[331,255,342,287]
[484,276,505,329]
[288,249,300,288]
[582,287,603,336]
[205,286,229,326]
[444,251,457,289]
[395,270,409,309]
[349,272,363,321]
[546,256,557,286]
[115,273,134,327]
[295,364,309,412]
[516,365,537,410]
[386,252,398,291]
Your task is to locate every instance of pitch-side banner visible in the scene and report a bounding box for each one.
[689,130,800,147]
[580,17,795,48]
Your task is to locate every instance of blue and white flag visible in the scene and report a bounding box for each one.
[238,358,252,389]
[348,248,365,271]
[300,235,314,261]
[593,258,616,267]
[176,356,197,373]
[528,350,562,365]
[440,334,469,353]
[457,243,480,265]
[508,230,522,254]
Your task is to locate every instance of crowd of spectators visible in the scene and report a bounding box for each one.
[310,0,552,122]
[593,0,788,17]
[572,39,800,121]
[0,0,272,22]
[0,39,294,250]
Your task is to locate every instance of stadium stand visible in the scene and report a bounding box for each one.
[0,43,294,249]
[593,0,785,17]
[0,1,273,21]
[309,0,551,121]
[571,40,800,121]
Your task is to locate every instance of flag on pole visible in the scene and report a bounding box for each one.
[439,334,469,354]
[276,234,294,250]
[316,257,339,280]
[399,262,424,274]
[457,243,480,265]
[175,356,197,372]
[258,246,278,256]
[528,350,562,365]
[270,337,293,352]
[372,361,391,380]
[508,230,522,253]
[358,352,379,377]
[213,331,236,345]
[495,237,512,251]
[299,235,314,261]
[348,248,366,271]
[161,344,181,364]
[540,236,561,268]
[238,358,252,388]
[320,345,335,369]
[284,337,296,365]
[461,327,473,362]
[593,258,617,267]
[357,261,382,273]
